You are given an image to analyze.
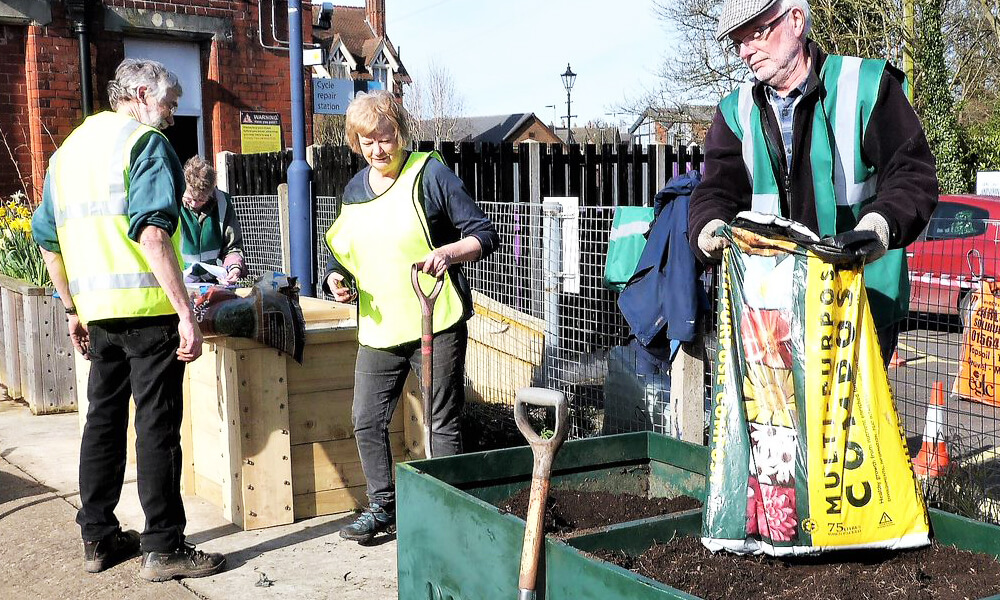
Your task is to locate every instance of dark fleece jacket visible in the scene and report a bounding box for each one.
[688,40,938,259]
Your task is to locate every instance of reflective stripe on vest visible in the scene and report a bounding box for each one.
[719,56,909,326]
[68,272,161,295]
[325,151,465,348]
[50,111,182,323]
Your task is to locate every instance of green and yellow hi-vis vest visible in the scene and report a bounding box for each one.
[325,151,465,348]
[718,55,909,327]
[49,111,183,324]
[181,189,227,266]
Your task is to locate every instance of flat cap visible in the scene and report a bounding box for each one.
[715,0,782,41]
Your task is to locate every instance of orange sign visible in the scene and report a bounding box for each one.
[956,281,1000,404]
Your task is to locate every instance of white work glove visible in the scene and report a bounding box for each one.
[851,212,890,262]
[696,219,729,261]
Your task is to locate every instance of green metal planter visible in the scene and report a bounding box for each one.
[396,432,1000,600]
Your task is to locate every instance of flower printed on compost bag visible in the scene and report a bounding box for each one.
[744,366,796,427]
[740,308,792,369]
[749,423,796,486]
[746,476,798,542]
[741,254,795,310]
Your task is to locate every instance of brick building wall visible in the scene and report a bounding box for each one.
[1,0,314,202]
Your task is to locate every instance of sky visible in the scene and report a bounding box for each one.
[382,0,673,128]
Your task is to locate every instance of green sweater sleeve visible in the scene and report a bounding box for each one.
[126,132,185,242]
[31,170,60,253]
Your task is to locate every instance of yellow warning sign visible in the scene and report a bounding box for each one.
[239,111,283,154]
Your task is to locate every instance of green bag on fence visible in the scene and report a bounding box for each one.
[603,206,654,292]
[702,212,929,556]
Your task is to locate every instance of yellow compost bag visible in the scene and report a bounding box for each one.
[955,280,1000,404]
[702,213,929,556]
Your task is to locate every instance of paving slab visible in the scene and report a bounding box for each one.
[0,400,396,600]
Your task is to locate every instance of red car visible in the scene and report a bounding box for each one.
[908,195,1000,317]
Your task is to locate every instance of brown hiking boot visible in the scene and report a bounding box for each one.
[139,542,226,582]
[83,529,140,573]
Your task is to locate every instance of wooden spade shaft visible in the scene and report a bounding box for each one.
[410,263,443,459]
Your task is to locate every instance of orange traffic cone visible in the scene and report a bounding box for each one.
[912,381,949,477]
[889,350,906,368]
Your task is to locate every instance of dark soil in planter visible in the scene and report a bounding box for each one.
[591,535,1000,600]
[498,488,702,536]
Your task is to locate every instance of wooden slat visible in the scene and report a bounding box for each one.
[1,287,22,399]
[287,388,354,445]
[180,356,196,496]
[217,346,245,526]
[193,472,224,509]
[236,347,294,530]
[289,433,407,495]
[51,299,77,413]
[287,388,405,446]
[20,294,43,413]
[285,342,357,394]
[291,457,366,495]
[0,287,7,386]
[293,485,368,518]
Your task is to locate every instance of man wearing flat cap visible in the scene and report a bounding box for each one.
[688,0,938,364]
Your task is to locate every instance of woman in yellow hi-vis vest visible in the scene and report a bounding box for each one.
[324,91,499,543]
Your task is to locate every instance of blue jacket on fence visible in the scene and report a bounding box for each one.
[618,170,707,359]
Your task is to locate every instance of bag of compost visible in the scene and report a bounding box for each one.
[701,212,929,556]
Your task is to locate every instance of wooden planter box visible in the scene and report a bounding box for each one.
[181,297,424,529]
[0,274,77,414]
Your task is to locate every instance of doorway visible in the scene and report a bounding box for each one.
[124,38,204,161]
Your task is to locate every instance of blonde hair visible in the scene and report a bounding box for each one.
[344,91,411,155]
[183,156,216,196]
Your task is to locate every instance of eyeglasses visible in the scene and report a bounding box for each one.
[729,8,791,52]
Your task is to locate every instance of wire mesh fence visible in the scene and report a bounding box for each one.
[315,195,339,299]
[230,194,283,278]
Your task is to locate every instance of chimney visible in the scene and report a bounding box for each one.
[366,0,385,38]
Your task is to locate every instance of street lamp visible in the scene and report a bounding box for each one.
[561,63,576,144]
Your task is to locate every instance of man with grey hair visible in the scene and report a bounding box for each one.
[688,0,938,364]
[31,58,225,581]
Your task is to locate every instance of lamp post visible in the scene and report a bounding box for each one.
[561,63,576,144]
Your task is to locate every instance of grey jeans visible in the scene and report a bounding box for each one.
[352,321,467,508]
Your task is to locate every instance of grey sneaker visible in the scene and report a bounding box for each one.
[339,502,396,543]
[139,542,226,582]
[83,529,140,573]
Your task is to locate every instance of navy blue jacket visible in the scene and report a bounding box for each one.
[618,171,706,352]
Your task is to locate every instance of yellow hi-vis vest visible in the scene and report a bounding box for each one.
[325,151,465,348]
[49,111,183,324]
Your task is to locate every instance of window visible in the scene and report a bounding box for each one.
[371,51,390,91]
[924,202,990,240]
[328,48,350,79]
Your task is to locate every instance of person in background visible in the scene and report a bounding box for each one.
[31,58,226,582]
[180,155,246,284]
[688,0,938,365]
[323,90,499,544]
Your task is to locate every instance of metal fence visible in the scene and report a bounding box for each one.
[232,191,1000,524]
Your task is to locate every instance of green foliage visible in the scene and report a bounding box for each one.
[913,0,973,193]
[0,191,50,286]
[966,108,1000,172]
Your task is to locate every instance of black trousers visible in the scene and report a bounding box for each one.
[76,315,187,553]
[352,321,468,508]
